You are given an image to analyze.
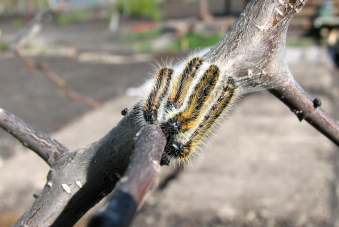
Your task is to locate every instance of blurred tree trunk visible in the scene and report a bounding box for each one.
[200,0,213,21]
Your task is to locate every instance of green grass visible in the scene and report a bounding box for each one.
[0,42,9,52]
[57,11,92,25]
[134,41,153,52]
[129,32,223,53]
[116,0,161,22]
[120,29,160,41]
[12,18,23,28]
[286,37,317,47]
[165,33,223,52]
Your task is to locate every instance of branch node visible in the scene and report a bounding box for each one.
[121,108,128,116]
[313,98,322,109]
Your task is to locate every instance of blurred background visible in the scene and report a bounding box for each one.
[0,0,339,226]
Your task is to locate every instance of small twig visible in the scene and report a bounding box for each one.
[270,75,339,146]
[9,11,45,50]
[37,62,102,108]
[7,11,101,109]
[0,108,69,166]
[88,124,166,227]
[14,50,102,109]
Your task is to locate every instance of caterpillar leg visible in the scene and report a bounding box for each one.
[160,139,194,166]
[160,117,182,137]
[160,140,184,166]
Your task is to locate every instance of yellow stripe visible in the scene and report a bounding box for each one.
[178,77,238,163]
[151,68,172,110]
[143,67,173,123]
[177,65,220,131]
[167,57,202,108]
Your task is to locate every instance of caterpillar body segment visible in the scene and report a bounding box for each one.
[161,64,221,138]
[143,67,173,124]
[161,76,239,165]
[175,64,220,132]
[166,57,203,110]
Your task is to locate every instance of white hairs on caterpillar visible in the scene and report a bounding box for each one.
[130,49,276,166]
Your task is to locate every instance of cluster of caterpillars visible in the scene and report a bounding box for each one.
[142,57,239,165]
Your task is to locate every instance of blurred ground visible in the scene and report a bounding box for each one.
[0,12,339,227]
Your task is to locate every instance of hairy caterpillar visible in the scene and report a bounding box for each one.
[136,53,274,166]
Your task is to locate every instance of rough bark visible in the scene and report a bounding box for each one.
[13,104,143,226]
[0,108,69,166]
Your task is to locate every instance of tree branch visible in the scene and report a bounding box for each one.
[0,108,69,166]
[14,50,102,109]
[6,10,101,109]
[88,124,166,227]
[203,0,339,146]
[13,104,145,227]
[9,11,45,50]
[269,75,339,146]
